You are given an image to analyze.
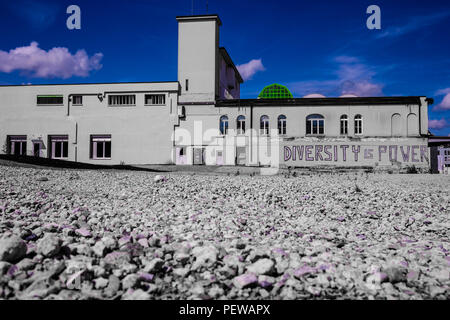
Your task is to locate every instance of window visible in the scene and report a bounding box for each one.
[37,95,63,105]
[185,79,189,92]
[278,115,287,135]
[90,135,111,159]
[72,95,83,105]
[260,115,269,135]
[145,94,166,105]
[237,115,246,135]
[340,115,348,135]
[354,114,363,135]
[306,114,324,135]
[219,115,229,135]
[49,136,68,159]
[108,95,136,106]
[7,136,27,155]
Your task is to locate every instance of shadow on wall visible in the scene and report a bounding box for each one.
[0,155,166,172]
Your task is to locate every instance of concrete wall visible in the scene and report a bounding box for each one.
[219,54,240,99]
[174,100,430,168]
[0,82,179,165]
[177,16,220,103]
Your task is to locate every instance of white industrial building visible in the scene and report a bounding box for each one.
[0,14,439,172]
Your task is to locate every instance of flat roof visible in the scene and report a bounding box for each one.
[176,14,222,26]
[216,96,431,107]
[0,81,179,87]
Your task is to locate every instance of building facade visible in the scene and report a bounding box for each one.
[0,14,435,171]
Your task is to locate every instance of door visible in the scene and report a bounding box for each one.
[236,147,246,165]
[193,148,205,165]
[216,150,224,166]
[176,147,187,165]
[33,143,41,157]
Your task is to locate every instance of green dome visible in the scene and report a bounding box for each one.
[258,83,293,99]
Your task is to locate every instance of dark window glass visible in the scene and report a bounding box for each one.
[73,95,83,105]
[37,96,63,105]
[105,141,111,158]
[54,142,62,158]
[220,116,228,135]
[97,142,104,158]
[14,142,20,155]
[63,141,68,158]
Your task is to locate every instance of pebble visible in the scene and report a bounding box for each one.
[0,235,27,263]
[246,258,275,275]
[0,165,448,300]
[36,234,61,257]
[233,273,258,289]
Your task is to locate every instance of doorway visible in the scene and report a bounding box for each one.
[236,147,246,165]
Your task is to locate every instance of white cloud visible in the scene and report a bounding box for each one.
[428,118,448,130]
[289,56,383,97]
[433,93,450,111]
[236,59,265,81]
[377,11,450,39]
[435,87,450,96]
[0,42,103,79]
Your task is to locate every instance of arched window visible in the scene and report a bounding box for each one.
[278,115,287,135]
[391,113,402,136]
[260,115,269,135]
[306,114,324,135]
[237,115,246,135]
[354,114,363,135]
[340,115,348,135]
[219,115,228,135]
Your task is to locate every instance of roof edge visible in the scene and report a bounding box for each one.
[176,14,222,26]
[0,81,179,87]
[217,96,426,106]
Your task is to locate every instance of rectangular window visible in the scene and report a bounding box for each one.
[108,95,136,106]
[306,119,324,135]
[37,95,63,105]
[185,79,189,92]
[7,135,27,156]
[49,135,68,159]
[90,135,111,159]
[72,95,83,105]
[145,94,166,105]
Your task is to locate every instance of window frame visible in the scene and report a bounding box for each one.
[49,135,69,159]
[354,114,363,135]
[37,95,64,106]
[306,114,325,136]
[260,115,270,135]
[219,115,229,135]
[72,95,83,106]
[144,94,166,106]
[90,135,112,160]
[340,115,348,135]
[8,135,27,156]
[278,115,287,135]
[108,95,136,107]
[236,115,246,135]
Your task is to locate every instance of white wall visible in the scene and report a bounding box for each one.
[177,16,220,103]
[0,82,179,165]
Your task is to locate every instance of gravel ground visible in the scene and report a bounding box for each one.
[0,164,449,300]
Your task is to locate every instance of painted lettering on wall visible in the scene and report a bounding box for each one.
[283,144,428,163]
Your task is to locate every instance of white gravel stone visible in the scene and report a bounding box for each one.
[246,258,275,275]
[0,235,27,263]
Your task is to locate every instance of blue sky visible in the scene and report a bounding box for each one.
[0,0,449,136]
